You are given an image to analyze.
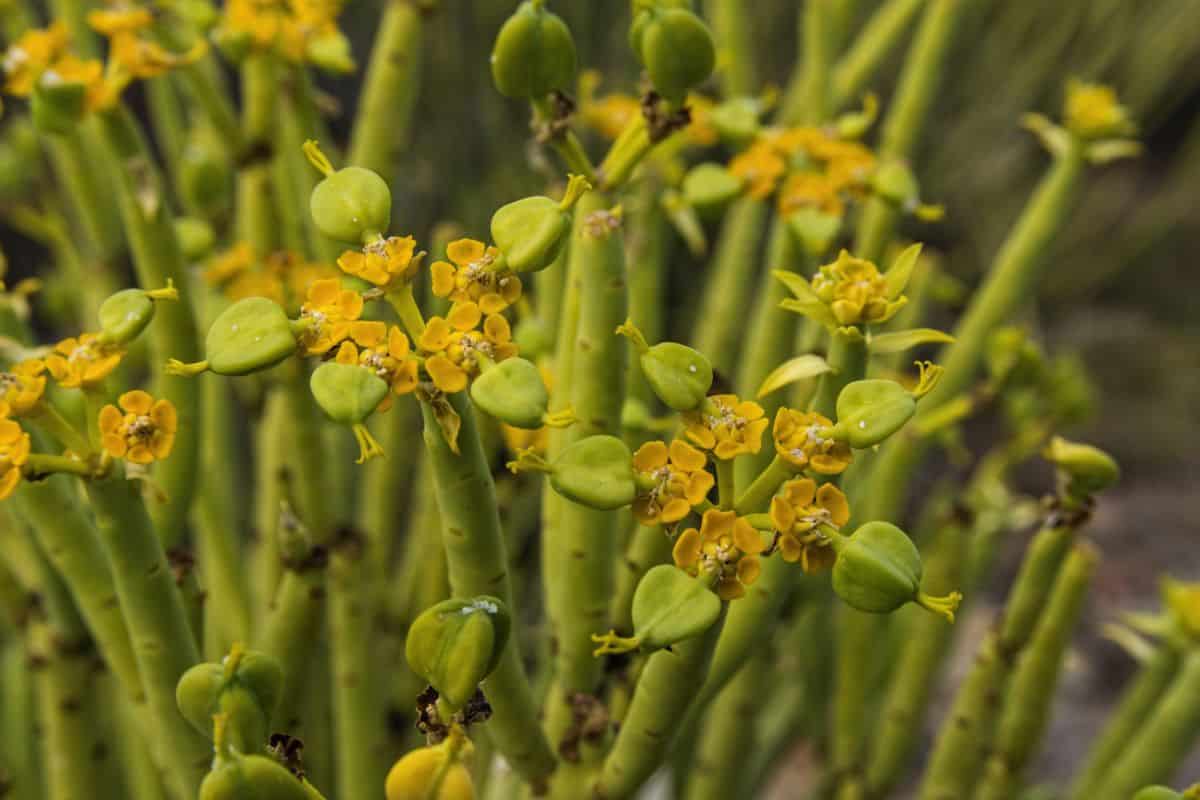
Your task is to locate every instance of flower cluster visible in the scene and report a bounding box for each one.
[773,408,853,475]
[418,302,518,394]
[683,394,769,460]
[729,125,876,207]
[46,333,124,389]
[337,236,420,288]
[1,22,107,109]
[0,360,47,417]
[297,278,367,356]
[334,323,419,408]
[204,244,339,313]
[431,239,523,314]
[99,390,177,465]
[632,439,714,526]
[217,0,351,70]
[0,415,31,500]
[673,509,767,600]
[769,478,850,573]
[810,249,906,327]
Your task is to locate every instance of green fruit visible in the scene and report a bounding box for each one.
[205,297,298,376]
[631,565,722,650]
[833,379,916,448]
[1132,789,1182,800]
[1043,436,1119,497]
[175,216,217,260]
[200,754,318,800]
[490,196,570,273]
[176,663,225,737]
[310,362,389,425]
[550,435,637,510]
[682,163,743,211]
[406,597,512,710]
[832,522,922,614]
[639,8,716,103]
[98,289,156,346]
[513,317,553,359]
[490,1,577,99]
[309,166,391,244]
[470,358,550,429]
[640,342,713,411]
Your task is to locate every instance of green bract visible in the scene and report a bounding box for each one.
[309,165,392,244]
[310,363,388,424]
[832,379,916,448]
[405,596,512,709]
[631,565,722,651]
[682,163,743,212]
[491,196,570,273]
[490,1,577,99]
[831,521,924,614]
[635,8,716,104]
[98,289,156,346]
[551,435,637,510]
[470,357,550,429]
[1044,436,1120,498]
[205,297,298,375]
[640,341,713,411]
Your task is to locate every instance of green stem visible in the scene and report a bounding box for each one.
[689,197,769,376]
[852,0,974,263]
[831,0,928,111]
[706,0,758,97]
[611,523,673,634]
[0,638,41,800]
[684,647,770,800]
[84,476,209,799]
[802,0,834,124]
[418,393,556,786]
[593,608,727,799]
[348,1,424,177]
[256,563,327,737]
[95,104,202,550]
[811,328,868,419]
[716,459,735,508]
[976,542,1097,800]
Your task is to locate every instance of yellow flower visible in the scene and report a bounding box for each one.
[632,439,714,526]
[109,34,205,79]
[221,0,345,65]
[580,91,641,141]
[337,235,419,287]
[86,7,154,37]
[728,140,786,199]
[418,302,517,394]
[42,53,108,111]
[777,172,845,217]
[1064,80,1134,141]
[204,242,257,286]
[683,394,768,461]
[99,390,177,464]
[2,22,70,96]
[430,239,522,314]
[672,508,766,600]
[772,408,853,475]
[811,249,904,326]
[0,360,47,417]
[769,478,849,573]
[45,334,123,389]
[298,277,364,355]
[0,417,31,500]
[334,323,419,409]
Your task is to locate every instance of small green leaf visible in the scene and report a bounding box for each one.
[756,354,833,398]
[773,269,820,302]
[632,565,722,651]
[868,328,954,355]
[883,242,923,300]
[780,298,838,330]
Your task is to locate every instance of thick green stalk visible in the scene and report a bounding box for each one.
[864,515,967,795]
[236,54,279,253]
[1067,644,1184,800]
[611,524,673,635]
[552,190,627,702]
[853,0,974,263]
[1088,650,1200,800]
[858,139,1088,525]
[84,476,209,799]
[802,0,834,124]
[251,386,289,619]
[594,611,727,799]
[47,128,123,264]
[734,218,808,488]
[145,76,188,197]
[976,542,1097,800]
[1,638,40,800]
[706,0,758,96]
[916,519,1077,800]
[831,0,928,111]
[690,197,769,375]
[418,393,556,785]
[95,106,201,548]
[347,1,424,177]
[685,647,769,800]
[257,562,327,736]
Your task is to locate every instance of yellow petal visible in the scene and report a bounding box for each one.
[633,440,669,472]
[119,390,154,415]
[732,518,766,555]
[672,528,702,568]
[426,355,468,394]
[151,400,177,435]
[817,483,850,527]
[335,341,359,365]
[431,261,456,297]
[669,439,707,472]
[446,238,485,266]
[737,556,761,586]
[448,302,482,332]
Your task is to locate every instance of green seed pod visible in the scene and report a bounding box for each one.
[470,358,550,429]
[708,97,762,145]
[631,564,722,651]
[1133,789,1182,800]
[310,362,389,424]
[490,176,589,273]
[405,596,511,710]
[200,753,319,800]
[831,379,916,448]
[386,746,475,800]
[98,289,156,346]
[310,165,392,244]
[490,1,577,100]
[306,30,356,74]
[1043,436,1119,498]
[176,649,283,751]
[176,662,225,737]
[641,342,713,411]
[231,651,284,723]
[638,8,716,104]
[175,216,217,260]
[513,317,553,359]
[832,522,960,621]
[870,159,920,206]
[682,163,744,212]
[628,0,693,62]
[205,297,299,375]
[550,435,637,510]
[30,77,87,136]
